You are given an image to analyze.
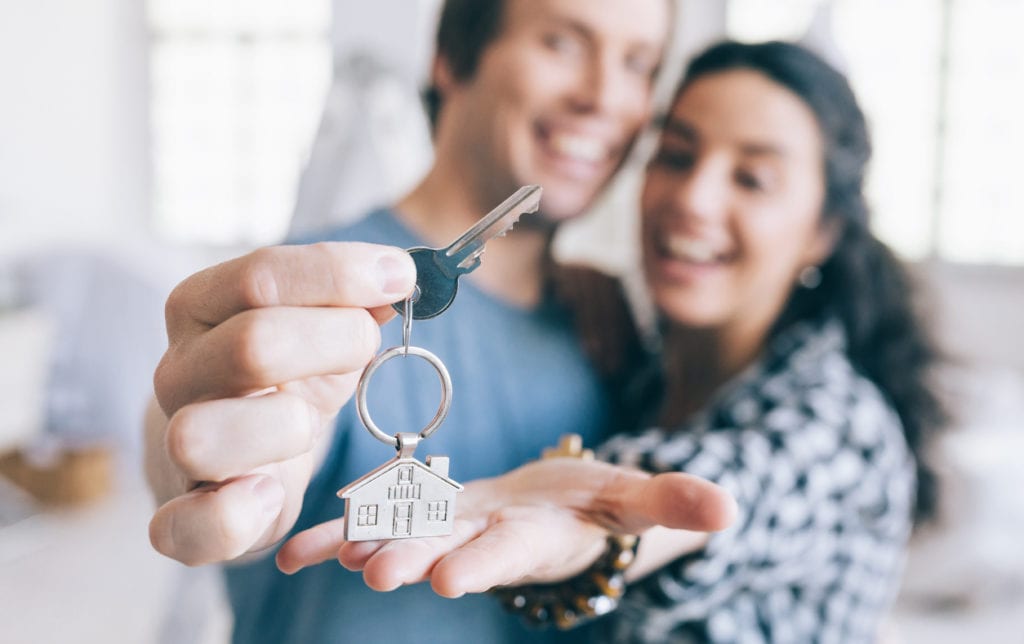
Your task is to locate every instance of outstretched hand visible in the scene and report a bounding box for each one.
[276,458,736,597]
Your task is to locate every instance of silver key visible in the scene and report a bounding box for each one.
[394,185,543,319]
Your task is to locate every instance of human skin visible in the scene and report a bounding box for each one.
[145,243,417,565]
[642,68,835,422]
[277,68,841,595]
[276,457,736,596]
[423,0,667,225]
[396,0,669,309]
[144,0,670,567]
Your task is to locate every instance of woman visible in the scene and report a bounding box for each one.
[279,40,946,642]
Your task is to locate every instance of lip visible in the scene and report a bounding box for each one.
[648,230,733,283]
[534,122,622,182]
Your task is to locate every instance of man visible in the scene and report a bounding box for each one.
[146,1,682,641]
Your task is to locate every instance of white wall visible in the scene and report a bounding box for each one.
[925,262,1024,372]
[332,0,440,85]
[1,0,1021,376]
[0,0,150,262]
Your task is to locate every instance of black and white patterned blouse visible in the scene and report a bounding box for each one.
[597,318,915,644]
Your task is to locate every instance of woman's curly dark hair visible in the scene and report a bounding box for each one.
[680,40,948,524]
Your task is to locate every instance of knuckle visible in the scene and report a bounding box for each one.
[148,513,174,559]
[281,395,318,450]
[152,353,177,414]
[348,310,381,365]
[210,492,259,559]
[165,407,214,479]
[149,477,274,566]
[314,242,356,297]
[163,279,191,330]
[237,248,282,309]
[150,503,209,566]
[212,519,247,561]
[230,312,278,379]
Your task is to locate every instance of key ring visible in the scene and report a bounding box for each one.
[356,295,452,448]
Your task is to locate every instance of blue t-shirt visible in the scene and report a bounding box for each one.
[224,208,610,644]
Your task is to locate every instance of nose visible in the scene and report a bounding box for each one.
[664,159,729,226]
[570,53,644,118]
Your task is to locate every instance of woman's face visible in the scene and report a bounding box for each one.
[641,69,833,339]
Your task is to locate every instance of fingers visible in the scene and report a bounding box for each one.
[357,519,484,592]
[157,242,416,416]
[276,518,351,574]
[165,392,321,483]
[149,242,413,567]
[654,472,738,531]
[166,242,416,335]
[596,470,738,534]
[500,459,737,535]
[276,462,738,598]
[277,516,485,589]
[337,540,388,571]
[428,508,606,597]
[156,305,380,415]
[149,474,285,567]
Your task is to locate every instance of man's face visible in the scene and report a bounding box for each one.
[435,0,668,221]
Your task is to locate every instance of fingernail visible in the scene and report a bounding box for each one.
[375,251,415,296]
[251,476,285,520]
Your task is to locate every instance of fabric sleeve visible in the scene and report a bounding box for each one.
[597,354,915,638]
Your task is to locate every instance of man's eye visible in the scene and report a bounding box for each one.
[625,53,658,78]
[543,32,582,55]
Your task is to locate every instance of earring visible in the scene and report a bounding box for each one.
[798,265,822,289]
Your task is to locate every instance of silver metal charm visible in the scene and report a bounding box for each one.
[338,300,462,541]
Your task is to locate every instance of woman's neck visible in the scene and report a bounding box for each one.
[657,321,768,427]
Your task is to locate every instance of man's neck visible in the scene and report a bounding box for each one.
[395,168,551,310]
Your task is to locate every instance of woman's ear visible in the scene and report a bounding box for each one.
[806,216,842,266]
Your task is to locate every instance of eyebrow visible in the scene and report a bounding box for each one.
[545,13,664,52]
[659,116,698,142]
[547,15,594,41]
[659,115,790,159]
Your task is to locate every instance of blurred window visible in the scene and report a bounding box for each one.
[728,0,1024,265]
[148,0,331,245]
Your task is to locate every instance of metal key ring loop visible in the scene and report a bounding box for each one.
[356,345,453,448]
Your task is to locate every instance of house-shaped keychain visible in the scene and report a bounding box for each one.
[338,448,463,542]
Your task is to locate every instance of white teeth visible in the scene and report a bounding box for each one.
[666,237,720,263]
[549,133,606,163]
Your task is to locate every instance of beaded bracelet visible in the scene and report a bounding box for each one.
[490,533,640,630]
[489,434,641,630]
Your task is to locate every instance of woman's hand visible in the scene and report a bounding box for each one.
[276,458,736,597]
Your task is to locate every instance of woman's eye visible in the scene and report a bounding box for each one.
[736,169,770,192]
[651,149,694,171]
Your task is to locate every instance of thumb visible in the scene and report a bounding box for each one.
[597,470,737,535]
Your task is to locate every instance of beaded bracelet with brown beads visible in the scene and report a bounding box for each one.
[489,434,641,630]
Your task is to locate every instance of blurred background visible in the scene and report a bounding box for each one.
[0,0,1022,642]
